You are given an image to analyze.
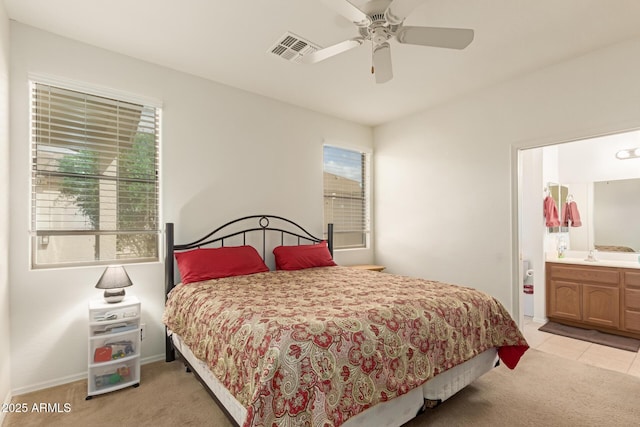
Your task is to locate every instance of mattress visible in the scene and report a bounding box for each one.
[163,266,528,427]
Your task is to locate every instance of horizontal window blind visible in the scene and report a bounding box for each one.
[323,145,370,249]
[31,82,160,267]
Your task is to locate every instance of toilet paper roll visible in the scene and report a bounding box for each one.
[526,269,534,277]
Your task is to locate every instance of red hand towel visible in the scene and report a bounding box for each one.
[569,201,581,227]
[562,201,582,227]
[543,196,560,227]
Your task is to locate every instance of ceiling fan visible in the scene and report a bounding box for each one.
[302,0,474,83]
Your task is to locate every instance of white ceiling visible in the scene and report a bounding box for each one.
[5,0,640,126]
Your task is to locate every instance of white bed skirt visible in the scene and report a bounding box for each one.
[170,332,498,427]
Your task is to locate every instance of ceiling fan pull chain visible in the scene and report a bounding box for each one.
[371,43,375,75]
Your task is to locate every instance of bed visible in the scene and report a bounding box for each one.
[594,245,636,253]
[163,215,528,427]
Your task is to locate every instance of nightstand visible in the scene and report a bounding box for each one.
[86,295,141,400]
[347,264,386,272]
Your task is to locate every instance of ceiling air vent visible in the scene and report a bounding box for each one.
[269,32,320,63]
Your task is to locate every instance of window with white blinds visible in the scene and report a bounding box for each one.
[323,145,370,249]
[31,82,160,268]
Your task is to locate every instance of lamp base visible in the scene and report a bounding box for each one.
[103,288,126,303]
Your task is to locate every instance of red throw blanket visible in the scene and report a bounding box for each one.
[164,266,528,427]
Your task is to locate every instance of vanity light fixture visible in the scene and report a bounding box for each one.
[615,148,640,160]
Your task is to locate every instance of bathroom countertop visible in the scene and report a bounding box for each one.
[546,256,640,269]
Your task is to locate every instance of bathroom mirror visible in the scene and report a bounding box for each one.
[592,177,640,253]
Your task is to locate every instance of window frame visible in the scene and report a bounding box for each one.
[322,144,371,250]
[29,76,163,269]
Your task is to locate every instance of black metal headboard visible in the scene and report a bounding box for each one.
[165,215,333,295]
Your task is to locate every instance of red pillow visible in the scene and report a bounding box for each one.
[273,241,337,270]
[175,246,269,284]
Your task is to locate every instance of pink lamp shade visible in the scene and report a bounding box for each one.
[95,266,133,303]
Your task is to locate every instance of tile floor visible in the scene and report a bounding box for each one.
[522,316,640,378]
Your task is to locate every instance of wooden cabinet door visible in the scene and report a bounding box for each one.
[582,284,620,328]
[548,280,581,321]
[623,272,640,332]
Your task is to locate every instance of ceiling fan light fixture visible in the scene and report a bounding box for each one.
[373,42,393,84]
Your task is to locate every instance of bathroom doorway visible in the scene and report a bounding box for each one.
[517,129,640,323]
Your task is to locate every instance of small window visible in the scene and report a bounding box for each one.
[323,145,370,249]
[31,82,160,268]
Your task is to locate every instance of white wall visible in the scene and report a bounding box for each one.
[9,22,373,393]
[0,1,12,414]
[374,35,640,314]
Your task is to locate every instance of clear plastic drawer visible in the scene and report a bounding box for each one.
[90,330,139,364]
[91,360,138,393]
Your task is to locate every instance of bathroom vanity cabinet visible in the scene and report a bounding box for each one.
[546,262,640,339]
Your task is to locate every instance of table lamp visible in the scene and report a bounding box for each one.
[95,265,133,303]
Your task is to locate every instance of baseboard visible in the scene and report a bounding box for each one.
[532,316,548,324]
[141,353,166,365]
[11,353,165,396]
[1,390,13,425]
[11,371,87,397]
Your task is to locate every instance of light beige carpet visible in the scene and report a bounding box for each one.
[4,349,639,427]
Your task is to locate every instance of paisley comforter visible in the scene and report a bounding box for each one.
[163,266,528,427]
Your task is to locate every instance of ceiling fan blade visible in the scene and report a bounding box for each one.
[301,38,363,64]
[373,43,393,84]
[385,0,428,25]
[396,26,474,49]
[320,0,371,27]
